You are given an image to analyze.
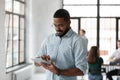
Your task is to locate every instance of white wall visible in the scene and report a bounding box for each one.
[0,0,11,80]
[26,0,62,72]
[0,0,62,80]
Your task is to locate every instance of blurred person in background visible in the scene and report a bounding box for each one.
[87,46,103,80]
[107,40,120,80]
[80,29,88,48]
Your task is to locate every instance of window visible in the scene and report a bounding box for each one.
[63,0,120,64]
[5,0,25,68]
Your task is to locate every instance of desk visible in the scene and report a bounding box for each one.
[101,64,120,79]
[102,64,120,73]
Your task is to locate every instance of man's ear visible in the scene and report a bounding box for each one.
[67,20,71,25]
[69,20,71,24]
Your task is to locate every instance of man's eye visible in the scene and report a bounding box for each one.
[54,24,64,27]
[58,24,63,27]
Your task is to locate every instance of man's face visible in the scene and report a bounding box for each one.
[80,31,84,36]
[117,42,120,48]
[53,18,70,37]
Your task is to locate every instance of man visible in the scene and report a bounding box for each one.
[106,40,120,80]
[35,9,87,80]
[80,29,88,47]
[109,40,120,64]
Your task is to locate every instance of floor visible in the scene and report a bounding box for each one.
[30,72,112,80]
[31,73,46,80]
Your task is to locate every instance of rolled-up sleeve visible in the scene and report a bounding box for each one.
[73,38,87,74]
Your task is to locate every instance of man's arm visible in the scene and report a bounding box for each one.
[41,62,84,76]
[40,55,84,76]
[109,56,117,62]
[109,57,114,62]
[57,67,84,76]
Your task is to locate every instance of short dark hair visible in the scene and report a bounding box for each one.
[87,46,99,64]
[117,40,120,42]
[53,9,70,21]
[81,29,86,34]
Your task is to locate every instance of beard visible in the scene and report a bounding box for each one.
[56,30,64,37]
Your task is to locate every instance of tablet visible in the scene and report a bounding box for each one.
[32,57,51,64]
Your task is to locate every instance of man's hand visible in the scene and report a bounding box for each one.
[40,55,59,74]
[41,62,59,74]
[110,58,118,62]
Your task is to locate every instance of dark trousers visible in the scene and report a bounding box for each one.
[106,69,120,80]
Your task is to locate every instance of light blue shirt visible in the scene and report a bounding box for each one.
[36,29,87,80]
[111,48,120,59]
